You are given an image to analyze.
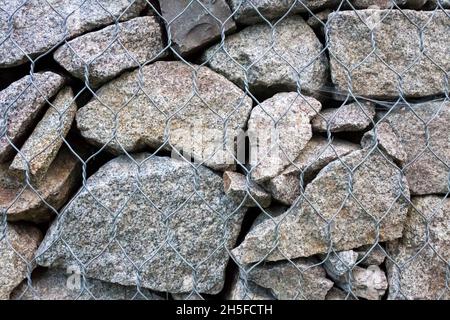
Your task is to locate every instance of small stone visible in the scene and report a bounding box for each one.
[355,244,386,267]
[306,9,332,30]
[0,72,65,162]
[326,287,354,300]
[9,87,76,180]
[54,16,166,87]
[223,171,271,208]
[227,271,274,300]
[160,0,236,55]
[320,250,359,278]
[312,102,376,133]
[0,223,42,299]
[248,92,322,183]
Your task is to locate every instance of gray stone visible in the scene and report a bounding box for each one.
[2,147,81,223]
[0,0,147,67]
[232,149,410,264]
[76,61,252,171]
[202,16,328,97]
[223,171,271,208]
[160,0,235,55]
[379,101,449,195]
[328,10,450,98]
[227,271,274,300]
[267,137,360,205]
[306,9,332,30]
[36,154,247,294]
[387,196,450,300]
[425,0,450,8]
[0,72,65,162]
[9,87,76,181]
[248,93,322,183]
[0,223,42,299]
[312,102,376,133]
[355,244,386,266]
[321,250,359,278]
[54,16,166,87]
[326,287,354,300]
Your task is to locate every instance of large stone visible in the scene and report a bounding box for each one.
[267,137,359,205]
[0,223,42,299]
[387,196,450,300]
[202,16,328,97]
[232,149,410,264]
[54,16,166,87]
[380,101,449,195]
[35,154,247,294]
[223,171,271,208]
[1,147,81,223]
[248,92,322,183]
[0,0,147,67]
[0,72,65,162]
[160,0,235,55]
[9,87,76,180]
[328,10,450,98]
[76,61,252,171]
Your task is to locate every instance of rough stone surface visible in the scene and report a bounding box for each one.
[328,10,450,98]
[9,87,76,180]
[0,72,65,162]
[355,244,386,266]
[312,102,376,133]
[248,93,322,183]
[1,148,81,223]
[223,171,271,208]
[227,271,274,300]
[351,0,429,8]
[202,16,328,97]
[160,0,235,55]
[387,196,450,300]
[306,9,332,30]
[36,154,247,294]
[248,259,334,300]
[54,16,166,87]
[380,101,449,195]
[0,223,42,299]
[0,0,147,67]
[76,61,252,171]
[321,250,359,278]
[326,287,354,300]
[232,149,410,264]
[267,137,359,205]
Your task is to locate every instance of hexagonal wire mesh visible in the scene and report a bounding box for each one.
[0,0,449,300]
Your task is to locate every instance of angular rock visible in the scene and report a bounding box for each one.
[227,271,274,300]
[0,72,65,162]
[0,223,42,299]
[326,287,354,300]
[351,0,428,8]
[380,101,449,195]
[54,16,166,87]
[312,102,376,133]
[2,147,81,223]
[76,61,252,171]
[321,250,358,278]
[0,0,147,67]
[248,93,322,183]
[248,259,334,300]
[202,16,328,97]
[223,171,271,208]
[35,154,247,294]
[355,244,386,267]
[9,87,76,180]
[232,149,410,264]
[328,10,450,98]
[160,0,235,55]
[306,9,332,30]
[387,196,450,300]
[267,137,359,205]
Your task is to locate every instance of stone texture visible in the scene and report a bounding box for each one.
[248,259,334,300]
[9,87,76,181]
[160,0,235,55]
[355,244,386,267]
[227,271,274,300]
[223,171,271,208]
[0,0,147,67]
[328,10,450,98]
[306,9,331,30]
[1,147,81,223]
[0,223,42,299]
[202,16,328,97]
[326,287,354,300]
[321,250,358,278]
[312,102,376,133]
[76,61,252,171]
[248,93,322,183]
[232,149,410,264]
[351,0,429,8]
[0,72,65,162]
[387,196,450,300]
[36,154,247,294]
[54,16,166,87]
[267,137,360,205]
[379,101,449,195]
